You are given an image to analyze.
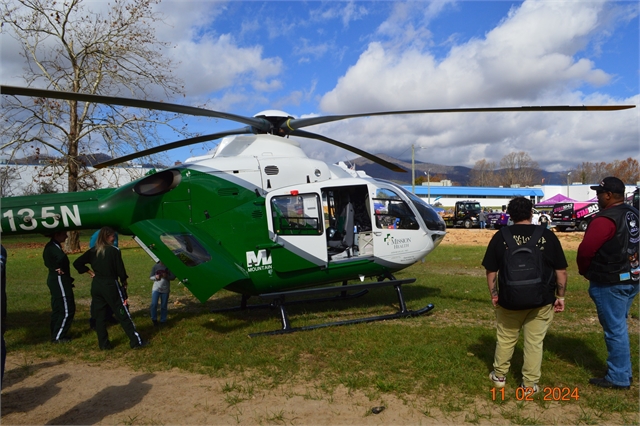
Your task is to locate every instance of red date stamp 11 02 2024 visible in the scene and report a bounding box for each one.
[491,387,580,401]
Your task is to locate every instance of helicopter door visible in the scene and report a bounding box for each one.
[322,185,373,261]
[267,191,327,271]
[371,187,424,263]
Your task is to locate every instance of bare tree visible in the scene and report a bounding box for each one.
[1,0,186,251]
[469,159,499,187]
[499,151,539,187]
[606,157,640,184]
[573,162,597,184]
[573,159,639,185]
[0,166,19,197]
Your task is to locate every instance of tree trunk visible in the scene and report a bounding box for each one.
[65,99,81,252]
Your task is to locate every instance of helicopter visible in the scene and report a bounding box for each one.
[0,85,634,335]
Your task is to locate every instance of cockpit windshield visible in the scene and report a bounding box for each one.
[401,189,446,232]
[375,180,446,232]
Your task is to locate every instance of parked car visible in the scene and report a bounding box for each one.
[442,200,482,228]
[551,202,599,232]
[487,208,549,229]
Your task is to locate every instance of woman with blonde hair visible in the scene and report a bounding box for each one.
[74,227,145,349]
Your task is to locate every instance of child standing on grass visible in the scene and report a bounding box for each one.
[150,262,175,326]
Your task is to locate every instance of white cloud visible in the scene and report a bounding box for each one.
[312,0,637,170]
[310,1,370,28]
[145,2,286,108]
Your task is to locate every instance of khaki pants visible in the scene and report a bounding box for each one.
[493,304,554,387]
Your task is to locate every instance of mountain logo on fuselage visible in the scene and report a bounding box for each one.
[246,249,273,273]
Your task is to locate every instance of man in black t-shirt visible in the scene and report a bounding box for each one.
[482,197,568,393]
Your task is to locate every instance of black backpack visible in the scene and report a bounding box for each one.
[498,225,550,310]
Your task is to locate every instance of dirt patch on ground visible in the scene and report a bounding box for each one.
[2,353,633,425]
[442,228,584,251]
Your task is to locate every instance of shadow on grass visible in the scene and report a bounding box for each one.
[468,332,606,382]
[5,310,110,347]
[202,283,441,334]
[468,334,496,372]
[544,333,604,376]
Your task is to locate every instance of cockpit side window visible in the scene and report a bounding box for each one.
[271,193,323,235]
[373,189,419,230]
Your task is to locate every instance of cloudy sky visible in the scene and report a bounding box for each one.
[2,0,638,172]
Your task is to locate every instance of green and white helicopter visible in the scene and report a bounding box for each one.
[0,86,633,335]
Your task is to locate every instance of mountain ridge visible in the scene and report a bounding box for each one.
[349,155,570,186]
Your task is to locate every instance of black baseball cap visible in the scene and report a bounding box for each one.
[590,176,626,194]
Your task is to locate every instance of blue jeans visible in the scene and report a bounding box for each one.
[588,281,639,386]
[150,291,169,323]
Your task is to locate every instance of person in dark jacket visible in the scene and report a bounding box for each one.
[577,177,639,390]
[74,227,145,350]
[43,231,75,343]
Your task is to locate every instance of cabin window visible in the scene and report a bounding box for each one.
[160,233,211,267]
[373,189,419,230]
[271,193,323,235]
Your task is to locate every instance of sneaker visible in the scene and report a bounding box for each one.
[519,383,540,394]
[132,341,149,350]
[489,371,506,388]
[589,377,630,390]
[51,337,72,344]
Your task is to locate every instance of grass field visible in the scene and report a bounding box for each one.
[2,233,639,424]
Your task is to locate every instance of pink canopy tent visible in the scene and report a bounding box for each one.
[535,193,579,207]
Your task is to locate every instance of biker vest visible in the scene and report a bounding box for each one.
[585,203,639,283]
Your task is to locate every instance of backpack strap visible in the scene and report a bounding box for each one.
[500,225,545,250]
[500,226,518,251]
[527,225,545,249]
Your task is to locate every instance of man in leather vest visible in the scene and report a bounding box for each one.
[578,176,639,390]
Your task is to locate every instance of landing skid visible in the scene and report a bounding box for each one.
[248,277,434,337]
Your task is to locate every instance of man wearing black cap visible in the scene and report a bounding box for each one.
[577,176,639,390]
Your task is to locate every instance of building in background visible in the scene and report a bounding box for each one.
[405,183,638,208]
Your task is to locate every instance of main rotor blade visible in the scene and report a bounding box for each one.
[282,105,636,131]
[93,127,253,169]
[1,85,270,131]
[291,129,406,173]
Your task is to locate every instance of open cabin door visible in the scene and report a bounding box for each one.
[322,184,374,261]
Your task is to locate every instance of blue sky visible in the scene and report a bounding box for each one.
[2,0,638,173]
